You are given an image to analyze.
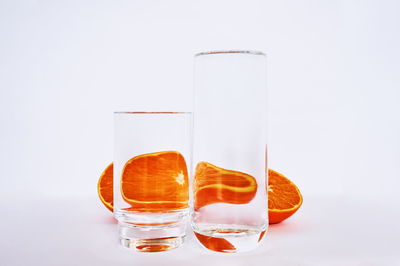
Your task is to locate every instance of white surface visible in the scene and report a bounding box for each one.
[1,0,400,265]
[1,196,399,265]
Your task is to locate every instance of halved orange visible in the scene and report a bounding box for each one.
[97,160,302,224]
[97,163,113,212]
[121,151,189,212]
[268,169,303,224]
[194,162,257,210]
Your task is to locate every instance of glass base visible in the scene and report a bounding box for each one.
[119,235,185,252]
[192,224,267,253]
[118,215,187,252]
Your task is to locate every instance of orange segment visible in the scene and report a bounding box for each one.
[268,169,303,224]
[97,163,113,212]
[194,162,257,210]
[121,151,189,212]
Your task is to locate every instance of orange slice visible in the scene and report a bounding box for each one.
[268,169,303,224]
[121,151,189,212]
[194,162,257,210]
[97,163,113,212]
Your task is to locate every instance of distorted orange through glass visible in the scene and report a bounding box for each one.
[194,232,236,253]
[121,151,189,212]
[258,230,266,242]
[135,237,180,252]
[194,162,258,210]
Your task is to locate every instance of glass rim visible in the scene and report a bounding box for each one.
[114,111,192,114]
[195,50,266,57]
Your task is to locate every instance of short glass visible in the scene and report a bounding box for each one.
[113,112,192,252]
[192,51,268,252]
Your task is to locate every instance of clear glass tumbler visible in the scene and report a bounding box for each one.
[114,112,192,252]
[192,51,268,252]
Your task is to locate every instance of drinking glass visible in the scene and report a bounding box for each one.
[114,112,192,252]
[192,50,268,252]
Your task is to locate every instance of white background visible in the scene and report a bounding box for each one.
[1,0,399,265]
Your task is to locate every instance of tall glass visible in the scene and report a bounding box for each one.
[114,112,192,252]
[192,51,268,252]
